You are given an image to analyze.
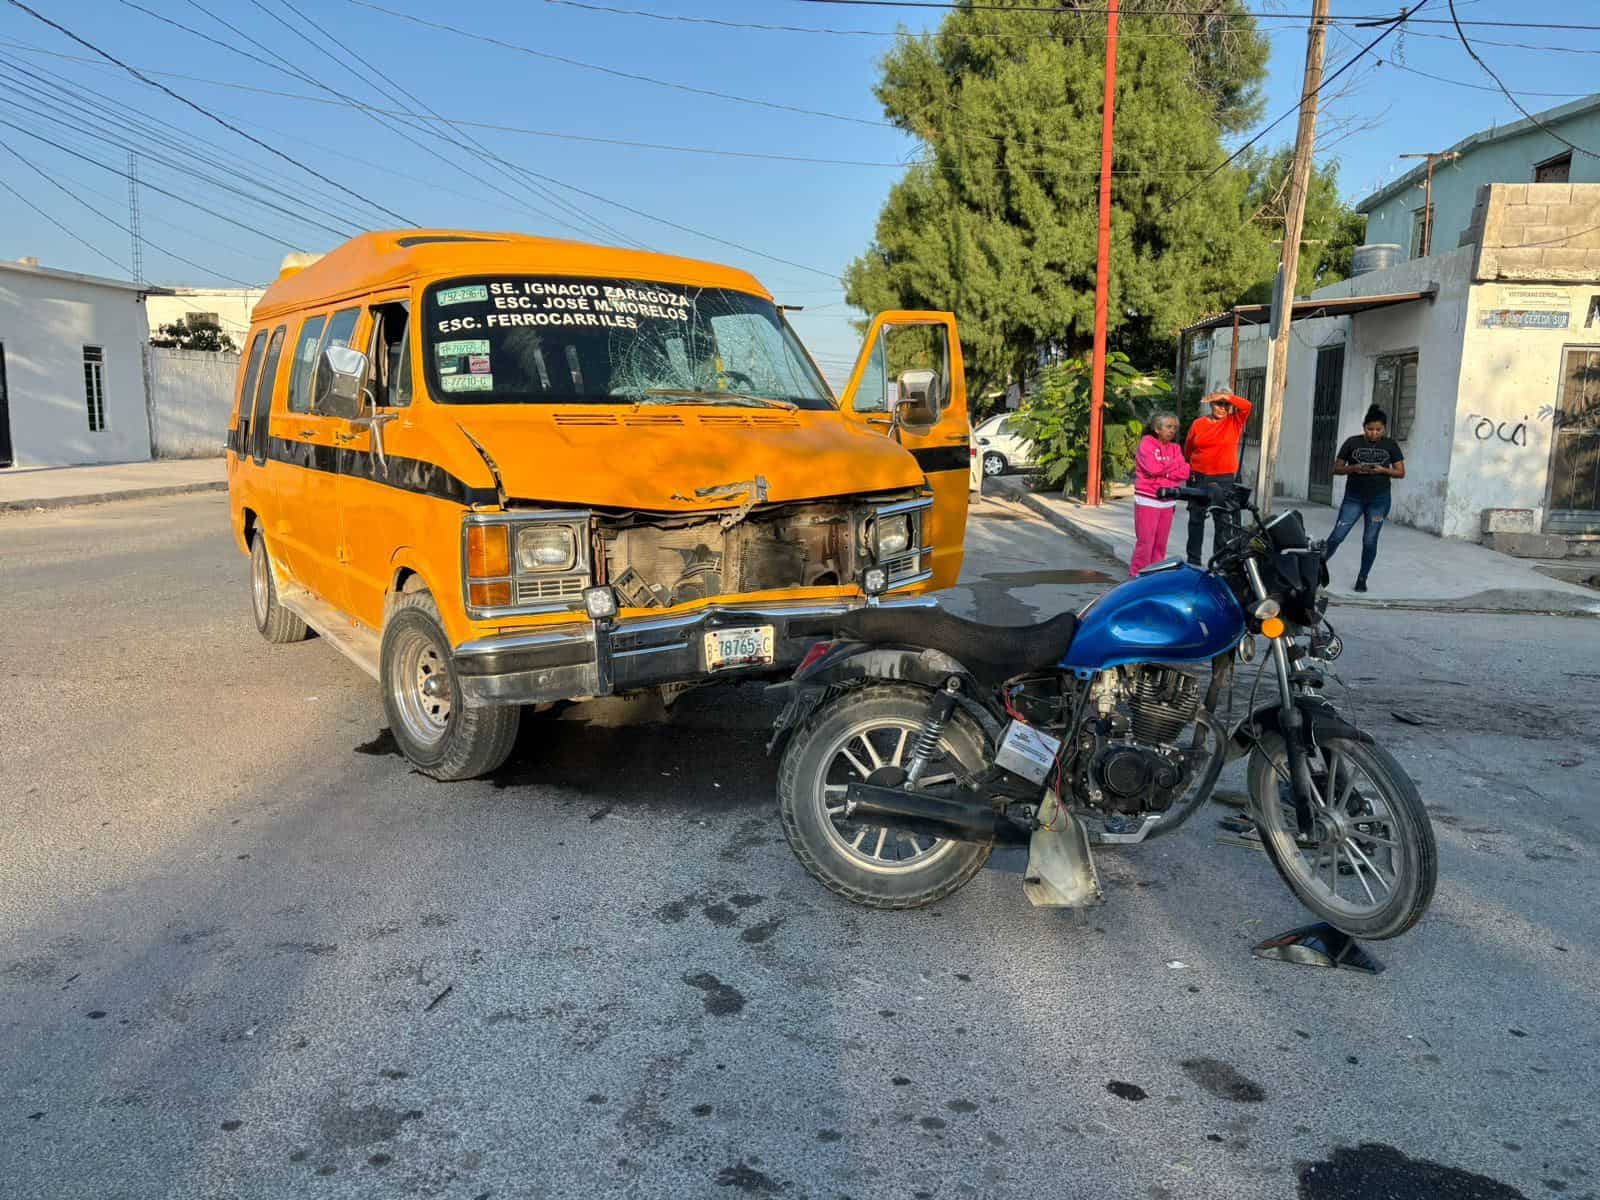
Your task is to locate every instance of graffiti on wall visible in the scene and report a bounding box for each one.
[1464,412,1530,447]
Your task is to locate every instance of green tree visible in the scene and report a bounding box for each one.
[1238,148,1367,303]
[844,0,1276,399]
[150,315,236,353]
[1010,352,1172,492]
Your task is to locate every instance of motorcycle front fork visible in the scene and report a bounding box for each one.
[1244,559,1318,835]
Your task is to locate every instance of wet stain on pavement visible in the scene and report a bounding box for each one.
[716,1162,783,1193]
[354,729,401,756]
[272,941,338,956]
[1297,1143,1527,1199]
[729,893,763,908]
[683,972,745,1016]
[316,1101,412,1149]
[1107,1081,1148,1102]
[983,568,1118,587]
[739,916,785,944]
[945,1099,979,1113]
[817,1129,842,1142]
[1181,1058,1266,1103]
[703,903,737,927]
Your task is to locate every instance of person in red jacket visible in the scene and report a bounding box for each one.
[1129,411,1191,577]
[1182,391,1253,564]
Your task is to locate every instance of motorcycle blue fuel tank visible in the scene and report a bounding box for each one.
[1062,562,1246,672]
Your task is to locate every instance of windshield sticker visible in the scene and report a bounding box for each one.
[437,284,489,306]
[440,373,493,393]
[435,338,490,357]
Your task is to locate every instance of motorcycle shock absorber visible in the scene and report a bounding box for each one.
[905,678,962,786]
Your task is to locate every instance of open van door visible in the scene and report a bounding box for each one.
[838,311,970,590]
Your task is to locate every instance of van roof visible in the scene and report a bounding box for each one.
[252,229,774,320]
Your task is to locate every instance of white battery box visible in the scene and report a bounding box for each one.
[994,719,1063,786]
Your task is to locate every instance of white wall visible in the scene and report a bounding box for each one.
[148,347,239,459]
[1445,282,1599,539]
[0,272,152,467]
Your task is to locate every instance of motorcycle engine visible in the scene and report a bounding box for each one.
[1075,666,1200,815]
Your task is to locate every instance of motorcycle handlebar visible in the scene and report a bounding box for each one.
[1157,484,1223,503]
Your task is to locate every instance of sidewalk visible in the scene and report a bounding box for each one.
[988,479,1600,617]
[0,459,226,513]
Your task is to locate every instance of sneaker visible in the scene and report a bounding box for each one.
[1353,578,1368,593]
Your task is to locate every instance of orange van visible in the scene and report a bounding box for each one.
[227,231,970,779]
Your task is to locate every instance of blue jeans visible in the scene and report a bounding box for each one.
[1324,493,1390,581]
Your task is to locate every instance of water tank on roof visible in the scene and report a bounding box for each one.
[1350,243,1402,277]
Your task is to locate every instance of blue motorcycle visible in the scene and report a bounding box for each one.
[769,484,1436,940]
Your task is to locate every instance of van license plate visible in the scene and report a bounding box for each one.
[705,626,775,672]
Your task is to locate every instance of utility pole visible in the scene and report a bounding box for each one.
[1256,0,1329,514]
[1398,150,1458,257]
[1085,0,1119,506]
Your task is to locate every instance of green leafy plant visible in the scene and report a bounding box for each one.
[1010,352,1172,494]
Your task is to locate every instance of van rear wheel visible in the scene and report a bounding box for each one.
[381,590,519,781]
[250,533,309,644]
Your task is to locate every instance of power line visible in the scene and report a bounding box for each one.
[1161,2,1424,215]
[1445,0,1599,160]
[342,0,894,128]
[1369,54,1591,100]
[0,172,130,274]
[0,133,263,285]
[790,1,1600,31]
[2,0,418,226]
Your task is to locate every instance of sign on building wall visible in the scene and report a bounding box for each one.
[1479,285,1575,330]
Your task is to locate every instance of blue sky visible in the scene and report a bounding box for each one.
[1,0,1597,375]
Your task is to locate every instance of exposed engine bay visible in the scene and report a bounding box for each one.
[597,499,860,608]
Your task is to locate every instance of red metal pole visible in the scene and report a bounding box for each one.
[1085,0,1119,506]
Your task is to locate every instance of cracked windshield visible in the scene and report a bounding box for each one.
[424,276,832,407]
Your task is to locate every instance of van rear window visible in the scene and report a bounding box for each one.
[422,276,833,409]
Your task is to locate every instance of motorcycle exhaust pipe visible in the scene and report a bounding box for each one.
[842,783,1031,847]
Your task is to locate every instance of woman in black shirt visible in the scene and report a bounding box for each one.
[1323,406,1405,592]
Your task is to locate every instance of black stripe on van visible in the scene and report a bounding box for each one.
[262,437,497,507]
[911,444,970,474]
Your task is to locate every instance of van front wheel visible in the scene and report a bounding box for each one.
[381,591,519,781]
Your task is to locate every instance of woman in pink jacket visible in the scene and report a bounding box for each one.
[1129,411,1191,577]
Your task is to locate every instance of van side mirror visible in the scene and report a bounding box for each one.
[894,368,939,426]
[319,345,368,418]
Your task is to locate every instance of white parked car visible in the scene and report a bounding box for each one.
[972,412,1037,481]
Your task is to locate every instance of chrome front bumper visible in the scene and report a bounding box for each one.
[452,596,937,706]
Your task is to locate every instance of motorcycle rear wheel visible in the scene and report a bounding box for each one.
[1247,733,1436,940]
[778,684,993,910]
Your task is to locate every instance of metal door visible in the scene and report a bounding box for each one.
[1546,346,1600,535]
[1307,345,1344,504]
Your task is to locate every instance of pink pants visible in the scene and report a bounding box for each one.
[1130,502,1175,577]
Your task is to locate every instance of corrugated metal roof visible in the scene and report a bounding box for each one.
[1178,288,1436,336]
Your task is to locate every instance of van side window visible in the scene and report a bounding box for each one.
[249,325,287,463]
[393,320,413,408]
[365,301,411,409]
[287,315,327,414]
[854,331,888,413]
[311,307,361,415]
[233,330,267,451]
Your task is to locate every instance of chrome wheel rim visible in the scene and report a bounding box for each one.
[1256,745,1405,921]
[389,627,454,748]
[251,541,270,626]
[815,717,962,875]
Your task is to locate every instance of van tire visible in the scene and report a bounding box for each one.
[251,533,310,644]
[381,590,519,781]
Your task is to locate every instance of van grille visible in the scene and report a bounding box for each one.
[552,413,618,426]
[514,576,586,604]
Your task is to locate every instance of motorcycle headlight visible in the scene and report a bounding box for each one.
[516,525,577,572]
[877,515,912,558]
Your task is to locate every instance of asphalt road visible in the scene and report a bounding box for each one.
[2,490,1596,1200]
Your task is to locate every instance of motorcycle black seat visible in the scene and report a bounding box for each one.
[831,605,1079,687]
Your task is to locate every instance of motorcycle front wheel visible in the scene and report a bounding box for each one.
[1247,733,1436,940]
[778,684,993,910]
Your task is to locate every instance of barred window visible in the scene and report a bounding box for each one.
[83,346,106,432]
[1372,352,1419,440]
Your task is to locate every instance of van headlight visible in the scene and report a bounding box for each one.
[516,524,577,572]
[877,515,912,558]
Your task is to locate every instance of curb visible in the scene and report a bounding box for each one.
[1009,487,1600,619]
[0,480,227,514]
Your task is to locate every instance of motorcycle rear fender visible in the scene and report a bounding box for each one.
[764,642,993,757]
[1229,697,1372,760]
